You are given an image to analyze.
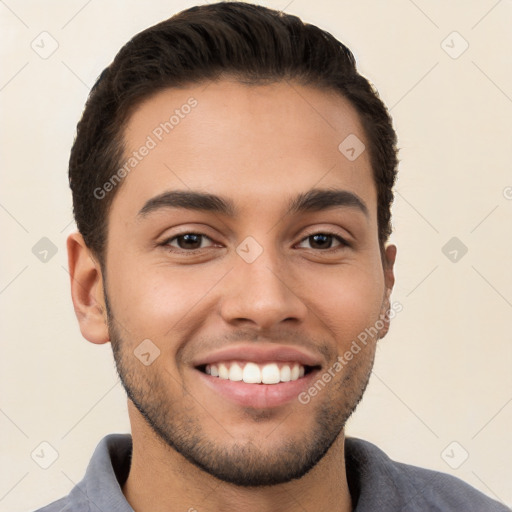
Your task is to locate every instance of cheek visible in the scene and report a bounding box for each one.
[306,264,384,346]
[107,247,384,350]
[108,260,223,340]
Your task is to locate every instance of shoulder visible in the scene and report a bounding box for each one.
[30,496,75,512]
[345,437,509,511]
[29,433,132,512]
[29,482,92,512]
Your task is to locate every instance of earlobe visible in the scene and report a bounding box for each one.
[66,232,110,345]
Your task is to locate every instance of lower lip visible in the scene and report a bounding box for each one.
[195,368,320,408]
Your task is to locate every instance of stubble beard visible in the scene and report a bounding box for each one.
[104,290,375,487]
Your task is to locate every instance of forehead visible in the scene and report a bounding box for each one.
[110,79,376,223]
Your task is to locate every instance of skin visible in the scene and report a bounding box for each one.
[68,78,396,512]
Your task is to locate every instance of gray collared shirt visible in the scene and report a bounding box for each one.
[32,433,509,511]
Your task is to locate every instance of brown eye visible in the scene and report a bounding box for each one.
[297,232,349,250]
[164,233,214,251]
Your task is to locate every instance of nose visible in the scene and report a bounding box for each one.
[219,243,308,330]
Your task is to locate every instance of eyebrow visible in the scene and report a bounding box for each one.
[137,187,369,219]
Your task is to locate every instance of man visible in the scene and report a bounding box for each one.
[35,2,508,511]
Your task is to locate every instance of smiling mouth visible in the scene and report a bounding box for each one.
[196,360,320,385]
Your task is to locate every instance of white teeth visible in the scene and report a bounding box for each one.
[218,363,229,380]
[228,362,243,381]
[243,362,261,383]
[205,361,308,384]
[261,363,280,384]
[280,365,291,382]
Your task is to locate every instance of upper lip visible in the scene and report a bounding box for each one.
[192,344,323,368]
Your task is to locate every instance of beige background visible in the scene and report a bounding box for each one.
[1,0,511,510]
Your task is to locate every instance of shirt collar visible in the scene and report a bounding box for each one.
[67,433,409,511]
[68,433,134,512]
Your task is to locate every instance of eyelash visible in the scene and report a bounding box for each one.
[160,230,350,254]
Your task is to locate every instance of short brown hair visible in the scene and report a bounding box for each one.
[69,1,398,267]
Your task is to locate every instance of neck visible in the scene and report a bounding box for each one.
[122,403,353,512]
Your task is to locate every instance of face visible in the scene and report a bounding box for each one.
[99,79,395,486]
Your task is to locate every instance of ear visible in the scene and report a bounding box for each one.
[377,243,397,340]
[66,232,109,344]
